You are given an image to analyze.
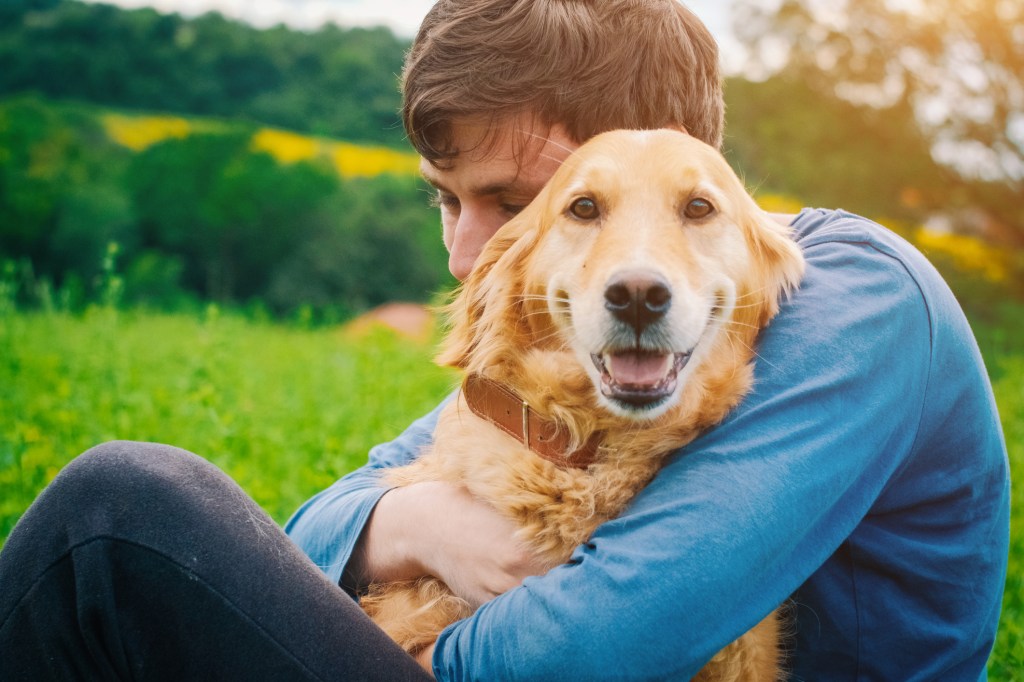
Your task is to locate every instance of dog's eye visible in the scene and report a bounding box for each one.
[569,197,600,220]
[684,198,715,219]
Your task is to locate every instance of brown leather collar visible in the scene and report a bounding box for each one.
[462,373,602,469]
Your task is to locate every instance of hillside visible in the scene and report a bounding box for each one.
[0,0,409,147]
[0,95,449,318]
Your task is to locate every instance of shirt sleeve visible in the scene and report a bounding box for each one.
[430,236,934,680]
[284,392,456,586]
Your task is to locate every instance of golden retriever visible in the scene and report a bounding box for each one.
[360,129,805,681]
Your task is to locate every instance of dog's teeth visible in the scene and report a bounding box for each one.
[673,352,691,372]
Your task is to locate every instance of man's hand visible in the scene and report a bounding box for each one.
[351,481,547,608]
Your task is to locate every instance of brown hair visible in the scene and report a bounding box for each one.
[402,0,723,163]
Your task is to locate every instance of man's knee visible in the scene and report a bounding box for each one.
[2,442,212,589]
[13,440,252,558]
[45,441,227,527]
[67,440,207,493]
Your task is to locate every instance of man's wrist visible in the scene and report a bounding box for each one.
[353,485,429,585]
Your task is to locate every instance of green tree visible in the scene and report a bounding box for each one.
[127,131,339,303]
[267,176,452,316]
[51,183,136,283]
[0,0,61,20]
[0,96,133,290]
[0,97,63,262]
[0,1,409,146]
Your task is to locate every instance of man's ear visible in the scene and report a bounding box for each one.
[435,208,541,370]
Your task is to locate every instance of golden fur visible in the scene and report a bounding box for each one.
[360,129,805,680]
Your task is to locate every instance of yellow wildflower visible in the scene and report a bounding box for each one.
[251,128,320,164]
[103,114,191,151]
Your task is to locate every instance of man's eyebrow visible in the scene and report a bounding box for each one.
[419,169,533,197]
[471,180,526,197]
[419,168,446,192]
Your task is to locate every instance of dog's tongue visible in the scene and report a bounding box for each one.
[607,352,670,387]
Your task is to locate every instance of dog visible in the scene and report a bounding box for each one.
[360,129,805,681]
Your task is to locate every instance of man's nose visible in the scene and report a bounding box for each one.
[448,248,478,281]
[448,211,501,281]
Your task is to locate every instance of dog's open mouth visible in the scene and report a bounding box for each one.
[591,350,691,409]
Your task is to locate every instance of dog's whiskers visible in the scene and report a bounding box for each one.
[727,301,770,310]
[710,314,761,331]
[516,129,578,156]
[518,305,564,323]
[537,152,569,165]
[519,324,577,350]
[520,294,571,305]
[713,326,780,371]
[733,286,777,302]
[693,281,775,304]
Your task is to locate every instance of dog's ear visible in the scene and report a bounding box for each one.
[738,208,805,329]
[435,206,542,370]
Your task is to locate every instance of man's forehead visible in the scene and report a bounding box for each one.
[419,117,578,194]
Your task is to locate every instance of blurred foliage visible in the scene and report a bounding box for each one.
[126,129,338,302]
[724,75,1024,320]
[0,95,135,288]
[0,95,451,318]
[733,0,1024,246]
[0,0,408,146]
[724,75,944,223]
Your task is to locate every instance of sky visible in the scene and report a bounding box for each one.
[87,0,743,69]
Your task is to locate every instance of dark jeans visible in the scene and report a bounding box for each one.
[0,441,431,681]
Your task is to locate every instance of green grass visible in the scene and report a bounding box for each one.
[0,304,1021,677]
[0,306,457,535]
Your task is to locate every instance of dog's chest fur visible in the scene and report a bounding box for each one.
[384,345,755,568]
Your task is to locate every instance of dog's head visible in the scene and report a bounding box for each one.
[440,129,804,422]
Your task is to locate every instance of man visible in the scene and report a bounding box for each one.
[287,0,1009,679]
[0,1,1008,680]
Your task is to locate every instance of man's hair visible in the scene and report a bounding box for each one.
[402,0,723,163]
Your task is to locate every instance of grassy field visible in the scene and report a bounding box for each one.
[0,306,457,533]
[1,303,1021,676]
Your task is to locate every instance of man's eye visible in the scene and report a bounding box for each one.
[500,203,525,217]
[429,192,460,210]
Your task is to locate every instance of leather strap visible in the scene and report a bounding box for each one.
[462,373,602,469]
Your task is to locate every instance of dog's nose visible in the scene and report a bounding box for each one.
[604,272,672,332]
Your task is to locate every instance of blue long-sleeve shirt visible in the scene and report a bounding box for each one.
[286,209,1009,680]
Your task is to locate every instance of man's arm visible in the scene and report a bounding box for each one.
[286,393,547,604]
[426,229,967,680]
[351,481,550,607]
[284,395,454,587]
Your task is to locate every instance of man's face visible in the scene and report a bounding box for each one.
[419,117,579,281]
